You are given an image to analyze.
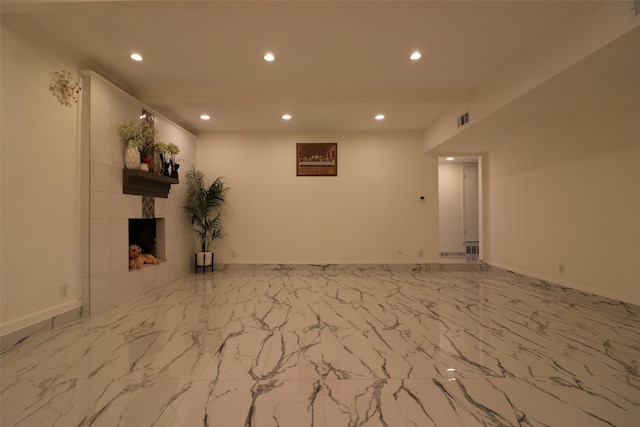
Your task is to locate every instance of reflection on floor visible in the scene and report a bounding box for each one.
[2,265,639,426]
[440,253,480,264]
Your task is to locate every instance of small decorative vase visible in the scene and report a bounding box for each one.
[171,162,180,180]
[139,163,149,172]
[154,152,163,175]
[170,154,179,179]
[161,152,171,177]
[124,141,140,169]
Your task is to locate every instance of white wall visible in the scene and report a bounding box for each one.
[0,22,197,338]
[438,163,464,254]
[485,95,640,305]
[196,131,440,264]
[1,23,83,334]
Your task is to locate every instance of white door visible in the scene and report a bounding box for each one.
[463,165,479,244]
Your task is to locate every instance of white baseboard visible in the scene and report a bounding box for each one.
[487,262,640,307]
[1,299,83,350]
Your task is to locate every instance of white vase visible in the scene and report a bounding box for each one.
[196,251,213,266]
[124,141,140,169]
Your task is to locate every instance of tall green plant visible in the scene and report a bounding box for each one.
[183,167,228,252]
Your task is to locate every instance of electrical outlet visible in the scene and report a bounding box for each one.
[419,249,424,258]
[60,284,68,298]
[231,250,236,259]
[559,264,565,275]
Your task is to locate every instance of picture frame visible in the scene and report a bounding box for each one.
[296,142,338,176]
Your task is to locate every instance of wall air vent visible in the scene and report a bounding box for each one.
[632,0,640,22]
[457,111,470,128]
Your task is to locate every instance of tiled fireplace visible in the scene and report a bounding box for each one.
[80,71,195,316]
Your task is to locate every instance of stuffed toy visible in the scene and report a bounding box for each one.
[129,244,162,269]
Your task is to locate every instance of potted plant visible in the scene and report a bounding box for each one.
[154,142,168,174]
[154,142,181,178]
[183,167,228,268]
[119,121,144,169]
[166,143,181,179]
[118,120,158,170]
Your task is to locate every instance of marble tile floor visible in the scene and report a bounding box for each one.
[1,265,639,426]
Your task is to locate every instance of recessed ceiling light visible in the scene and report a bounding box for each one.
[130,53,143,62]
[446,157,455,161]
[264,53,275,62]
[409,51,422,61]
[200,114,210,120]
[375,114,385,120]
[282,114,292,120]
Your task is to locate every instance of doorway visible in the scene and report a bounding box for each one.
[463,164,479,257]
[438,156,481,262]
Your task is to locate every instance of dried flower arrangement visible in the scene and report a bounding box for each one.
[154,142,181,177]
[49,70,81,107]
[118,121,157,148]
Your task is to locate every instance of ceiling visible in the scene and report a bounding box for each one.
[429,22,640,155]
[0,1,609,136]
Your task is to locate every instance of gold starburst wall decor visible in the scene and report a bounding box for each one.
[49,70,81,107]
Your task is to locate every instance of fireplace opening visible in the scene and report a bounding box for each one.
[128,218,165,261]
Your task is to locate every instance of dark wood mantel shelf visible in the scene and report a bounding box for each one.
[123,169,179,198]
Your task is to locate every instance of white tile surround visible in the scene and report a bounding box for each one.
[1,265,639,426]
[80,72,195,318]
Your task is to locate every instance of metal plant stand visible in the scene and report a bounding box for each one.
[195,253,214,273]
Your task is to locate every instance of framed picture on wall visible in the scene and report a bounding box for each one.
[296,142,338,176]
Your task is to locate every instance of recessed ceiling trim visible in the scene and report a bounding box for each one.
[141,90,472,105]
